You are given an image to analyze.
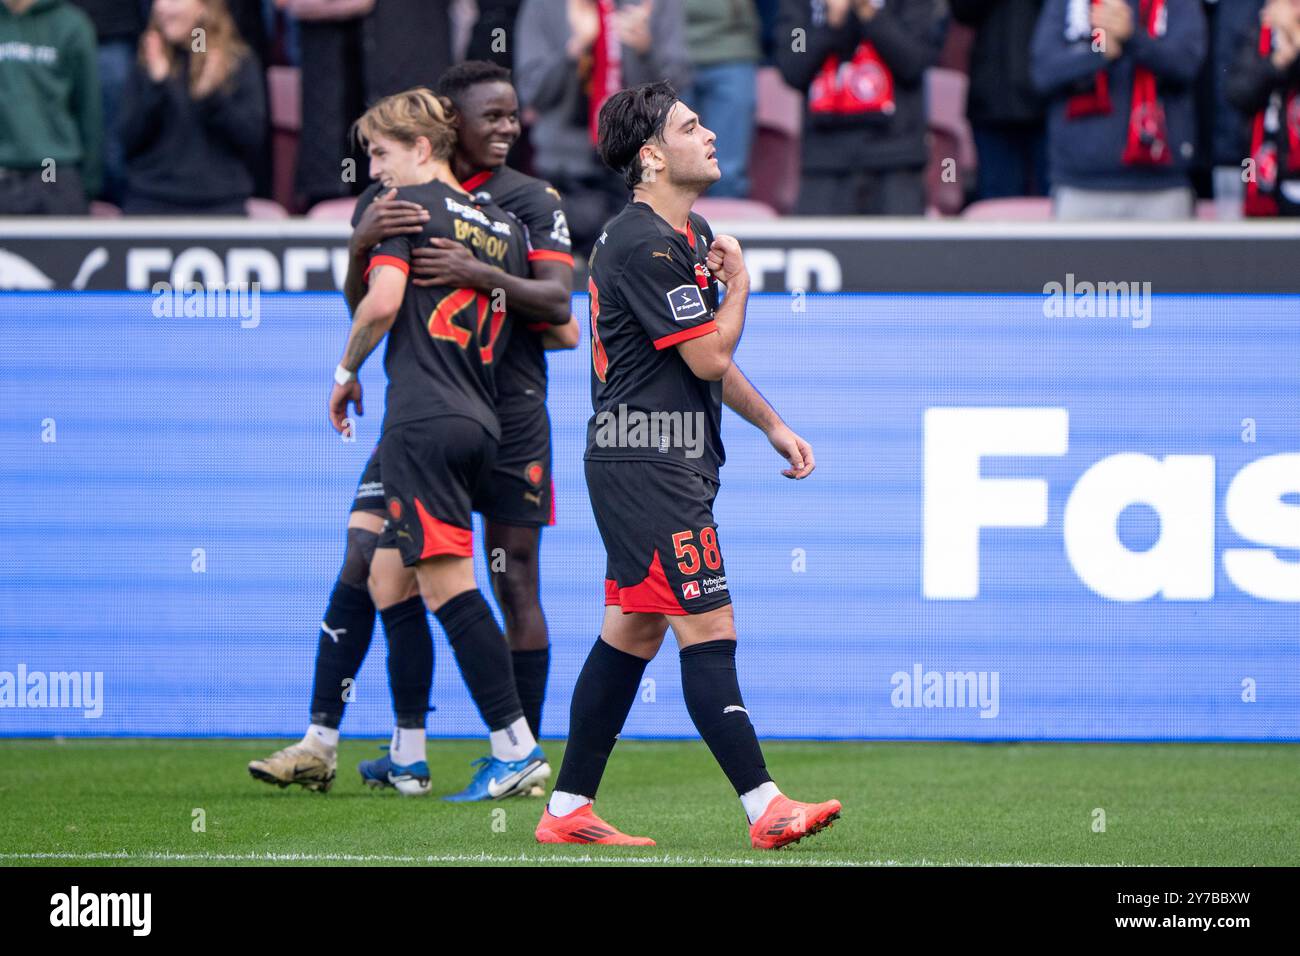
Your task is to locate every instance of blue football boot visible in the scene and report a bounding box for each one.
[442,746,550,802]
[358,747,431,796]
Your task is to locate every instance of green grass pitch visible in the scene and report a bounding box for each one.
[1,739,1297,867]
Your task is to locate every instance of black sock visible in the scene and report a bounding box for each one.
[380,596,433,730]
[511,648,550,740]
[435,590,523,732]
[680,640,771,795]
[553,637,649,799]
[309,581,376,728]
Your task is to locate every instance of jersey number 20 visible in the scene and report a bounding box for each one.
[427,288,507,364]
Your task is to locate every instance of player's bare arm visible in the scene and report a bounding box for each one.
[529,259,579,346]
[540,314,580,350]
[342,189,429,313]
[721,364,815,480]
[410,239,570,325]
[329,264,406,434]
[676,235,750,381]
[527,259,579,349]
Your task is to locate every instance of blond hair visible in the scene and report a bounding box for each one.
[352,88,457,163]
[144,0,249,97]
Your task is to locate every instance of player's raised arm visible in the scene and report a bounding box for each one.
[675,234,750,381]
[721,364,815,480]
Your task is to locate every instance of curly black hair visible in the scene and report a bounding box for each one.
[435,59,514,111]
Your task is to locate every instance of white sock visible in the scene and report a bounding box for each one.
[547,791,591,817]
[740,781,782,825]
[302,724,338,756]
[390,727,426,767]
[489,716,537,762]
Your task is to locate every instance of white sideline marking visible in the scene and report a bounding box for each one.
[0,851,1117,867]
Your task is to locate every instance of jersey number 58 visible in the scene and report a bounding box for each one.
[589,277,609,382]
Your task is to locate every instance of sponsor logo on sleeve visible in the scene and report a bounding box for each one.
[666,284,708,322]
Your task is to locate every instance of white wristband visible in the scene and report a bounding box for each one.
[334,364,356,386]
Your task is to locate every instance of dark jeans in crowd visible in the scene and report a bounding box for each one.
[688,61,757,199]
[97,38,135,206]
[296,20,367,208]
[797,167,926,215]
[0,166,88,215]
[972,121,1049,200]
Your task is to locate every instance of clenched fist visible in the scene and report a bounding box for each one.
[705,234,747,287]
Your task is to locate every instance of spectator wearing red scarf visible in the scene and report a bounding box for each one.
[1226,0,1300,216]
[1031,0,1206,219]
[776,0,944,216]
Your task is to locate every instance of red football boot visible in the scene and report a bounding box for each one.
[535,804,656,846]
[750,794,842,850]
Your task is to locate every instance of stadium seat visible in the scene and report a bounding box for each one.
[925,127,965,217]
[925,67,977,217]
[1195,199,1219,220]
[961,197,1053,220]
[89,200,121,218]
[755,66,802,140]
[306,197,360,221]
[246,198,291,219]
[749,67,802,214]
[692,197,778,220]
[267,65,302,214]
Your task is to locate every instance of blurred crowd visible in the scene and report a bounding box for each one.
[2,0,1298,234]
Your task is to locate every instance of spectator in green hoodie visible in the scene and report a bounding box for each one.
[0,0,103,214]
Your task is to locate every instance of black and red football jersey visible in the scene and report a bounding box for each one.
[459,165,574,402]
[583,200,725,481]
[362,179,527,440]
[355,166,573,405]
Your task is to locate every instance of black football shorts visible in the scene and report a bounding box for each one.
[377,416,498,565]
[585,458,730,615]
[476,397,554,528]
[350,445,385,514]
